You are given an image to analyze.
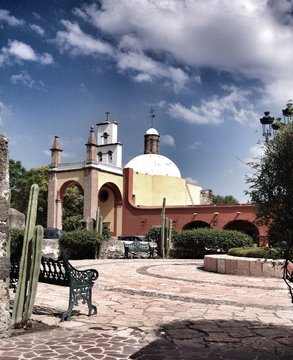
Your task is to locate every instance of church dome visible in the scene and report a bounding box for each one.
[124,154,181,178]
[145,128,159,135]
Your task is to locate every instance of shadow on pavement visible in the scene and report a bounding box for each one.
[130,319,293,360]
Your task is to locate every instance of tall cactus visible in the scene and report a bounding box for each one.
[95,207,103,258]
[23,225,44,320]
[161,198,166,258]
[166,218,173,258]
[12,184,43,324]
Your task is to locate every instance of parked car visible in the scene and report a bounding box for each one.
[118,235,147,242]
[43,228,62,239]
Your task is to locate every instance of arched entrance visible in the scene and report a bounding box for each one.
[224,220,259,243]
[183,220,211,230]
[58,181,84,230]
[98,182,122,236]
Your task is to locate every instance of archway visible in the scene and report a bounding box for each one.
[59,181,84,231]
[183,220,211,230]
[224,220,259,243]
[98,182,122,236]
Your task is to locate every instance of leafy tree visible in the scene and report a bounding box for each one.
[9,160,48,226]
[246,117,293,245]
[62,185,84,231]
[213,194,239,205]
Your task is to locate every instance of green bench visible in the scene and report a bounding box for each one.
[10,252,99,321]
[283,256,293,303]
[124,239,156,259]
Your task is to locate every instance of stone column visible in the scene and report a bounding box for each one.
[0,134,11,337]
[83,167,98,220]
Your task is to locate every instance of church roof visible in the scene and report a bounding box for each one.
[124,153,181,178]
[145,128,159,135]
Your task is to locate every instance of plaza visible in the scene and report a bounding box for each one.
[2,259,293,359]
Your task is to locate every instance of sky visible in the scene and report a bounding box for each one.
[0,0,292,203]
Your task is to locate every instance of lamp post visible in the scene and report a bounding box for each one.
[259,101,293,142]
[259,111,274,143]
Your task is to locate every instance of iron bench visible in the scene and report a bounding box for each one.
[124,239,156,259]
[10,252,99,321]
[283,256,293,303]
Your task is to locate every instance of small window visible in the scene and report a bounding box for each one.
[98,152,102,161]
[103,132,109,144]
[108,150,113,163]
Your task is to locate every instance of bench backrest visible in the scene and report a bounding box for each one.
[39,255,70,286]
[127,239,149,252]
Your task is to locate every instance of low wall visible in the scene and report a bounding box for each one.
[204,254,284,278]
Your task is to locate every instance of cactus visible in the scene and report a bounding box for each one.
[161,198,166,258]
[166,218,173,258]
[12,184,43,324]
[23,225,44,319]
[95,207,103,258]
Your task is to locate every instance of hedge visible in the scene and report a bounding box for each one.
[172,228,253,258]
[228,246,284,259]
[59,229,102,259]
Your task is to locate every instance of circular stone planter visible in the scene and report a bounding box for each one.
[204,254,285,278]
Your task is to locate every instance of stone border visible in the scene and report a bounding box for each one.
[204,254,284,278]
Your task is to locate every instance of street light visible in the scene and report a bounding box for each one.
[260,111,274,143]
[260,100,293,142]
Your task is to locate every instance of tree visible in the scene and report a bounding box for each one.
[9,160,48,226]
[213,194,239,205]
[246,120,293,245]
[62,185,84,231]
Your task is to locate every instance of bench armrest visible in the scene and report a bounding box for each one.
[67,262,99,285]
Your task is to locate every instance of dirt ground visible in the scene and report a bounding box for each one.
[10,319,56,337]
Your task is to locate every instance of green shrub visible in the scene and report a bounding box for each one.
[172,228,253,258]
[59,229,101,259]
[145,226,178,242]
[145,227,161,242]
[228,246,284,259]
[9,228,24,258]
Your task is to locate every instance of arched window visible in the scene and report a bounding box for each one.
[98,152,102,162]
[108,150,113,163]
[102,132,109,144]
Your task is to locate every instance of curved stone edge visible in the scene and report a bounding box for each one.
[204,254,284,278]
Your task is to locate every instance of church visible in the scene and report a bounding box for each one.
[47,112,267,245]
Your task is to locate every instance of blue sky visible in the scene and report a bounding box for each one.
[1,0,292,203]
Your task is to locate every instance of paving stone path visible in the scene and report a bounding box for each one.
[1,259,293,359]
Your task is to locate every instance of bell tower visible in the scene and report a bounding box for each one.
[96,111,122,168]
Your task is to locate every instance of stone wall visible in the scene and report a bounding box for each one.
[0,134,11,337]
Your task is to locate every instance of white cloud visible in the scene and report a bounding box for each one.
[56,20,114,56]
[11,72,35,87]
[7,40,37,61]
[116,50,189,91]
[69,0,293,100]
[247,143,265,163]
[10,72,45,89]
[168,85,258,125]
[186,177,200,186]
[133,73,152,83]
[189,141,202,150]
[0,101,10,126]
[0,40,54,66]
[30,24,45,36]
[161,134,175,146]
[0,9,24,27]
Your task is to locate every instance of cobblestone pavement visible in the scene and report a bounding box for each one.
[1,259,293,359]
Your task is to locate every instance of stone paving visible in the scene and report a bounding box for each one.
[1,259,293,359]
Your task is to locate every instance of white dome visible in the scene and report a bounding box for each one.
[145,128,159,135]
[125,154,181,178]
